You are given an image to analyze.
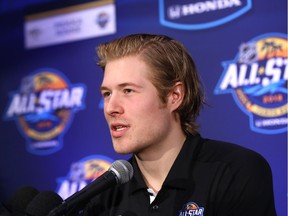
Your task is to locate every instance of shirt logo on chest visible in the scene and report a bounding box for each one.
[178,202,204,216]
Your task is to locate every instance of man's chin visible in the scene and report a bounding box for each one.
[114,146,134,155]
[114,149,132,155]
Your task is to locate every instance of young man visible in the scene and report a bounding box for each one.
[84,34,276,215]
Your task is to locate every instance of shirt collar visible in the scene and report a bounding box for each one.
[128,156,148,194]
[127,134,203,193]
[163,134,202,189]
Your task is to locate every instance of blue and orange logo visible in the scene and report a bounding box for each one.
[159,0,252,30]
[214,33,287,134]
[179,202,204,216]
[3,68,86,154]
[56,155,113,199]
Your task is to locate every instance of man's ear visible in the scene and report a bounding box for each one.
[168,81,184,112]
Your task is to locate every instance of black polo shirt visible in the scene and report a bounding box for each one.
[83,134,276,216]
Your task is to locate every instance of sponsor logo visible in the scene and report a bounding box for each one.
[3,68,86,154]
[214,33,287,134]
[159,0,252,30]
[179,202,204,216]
[27,28,42,39]
[56,155,113,199]
[97,12,110,28]
[54,18,82,36]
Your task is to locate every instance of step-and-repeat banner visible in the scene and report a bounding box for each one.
[0,0,286,215]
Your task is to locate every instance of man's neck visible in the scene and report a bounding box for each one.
[135,132,186,192]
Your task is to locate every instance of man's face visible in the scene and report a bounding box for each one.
[100,56,174,156]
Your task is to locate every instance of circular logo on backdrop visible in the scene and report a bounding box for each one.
[56,155,114,200]
[3,68,86,155]
[214,33,287,134]
[97,12,110,28]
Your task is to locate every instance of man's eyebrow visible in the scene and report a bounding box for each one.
[118,82,143,88]
[100,82,143,91]
[100,86,109,92]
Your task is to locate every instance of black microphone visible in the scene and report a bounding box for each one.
[25,191,63,216]
[5,186,39,216]
[48,160,134,216]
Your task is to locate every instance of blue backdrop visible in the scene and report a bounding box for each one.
[0,0,287,215]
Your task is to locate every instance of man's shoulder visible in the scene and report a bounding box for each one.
[195,136,272,176]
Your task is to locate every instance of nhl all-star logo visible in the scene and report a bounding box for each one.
[3,68,86,154]
[179,202,204,216]
[214,32,287,134]
[56,155,113,199]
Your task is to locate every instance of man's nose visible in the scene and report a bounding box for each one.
[105,94,124,116]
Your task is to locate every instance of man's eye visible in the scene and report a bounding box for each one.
[102,92,111,97]
[124,89,134,94]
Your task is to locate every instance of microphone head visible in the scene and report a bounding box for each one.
[109,160,134,184]
[5,186,39,214]
[25,191,63,216]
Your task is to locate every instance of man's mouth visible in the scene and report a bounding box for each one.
[110,122,129,135]
[113,125,127,131]
[110,123,129,138]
